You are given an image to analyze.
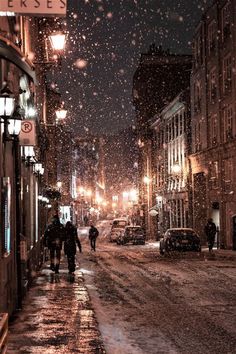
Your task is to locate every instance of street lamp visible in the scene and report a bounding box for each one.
[49,31,67,52]
[55,103,67,121]
[0,84,15,117]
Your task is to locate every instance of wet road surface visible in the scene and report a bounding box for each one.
[8,257,105,354]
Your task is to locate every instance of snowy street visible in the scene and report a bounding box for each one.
[80,239,236,354]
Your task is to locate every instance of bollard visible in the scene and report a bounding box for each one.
[0,313,8,354]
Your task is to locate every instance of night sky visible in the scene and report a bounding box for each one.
[56,0,211,135]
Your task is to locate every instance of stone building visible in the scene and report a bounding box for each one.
[133,45,192,238]
[151,90,192,236]
[190,0,236,249]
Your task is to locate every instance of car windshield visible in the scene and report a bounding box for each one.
[126,228,143,235]
[113,220,127,227]
[169,230,198,238]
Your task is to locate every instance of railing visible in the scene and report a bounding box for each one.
[0,313,8,354]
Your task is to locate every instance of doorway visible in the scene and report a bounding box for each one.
[210,202,220,248]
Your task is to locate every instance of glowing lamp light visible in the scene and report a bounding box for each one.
[57,181,62,189]
[123,191,129,199]
[49,32,66,51]
[24,146,35,158]
[172,163,181,174]
[143,176,151,184]
[56,106,67,120]
[0,85,15,117]
[8,117,22,135]
[27,107,37,118]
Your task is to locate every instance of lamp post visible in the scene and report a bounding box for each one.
[0,84,23,309]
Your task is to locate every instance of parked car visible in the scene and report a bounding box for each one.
[109,228,124,243]
[111,218,128,230]
[117,226,145,245]
[159,228,201,254]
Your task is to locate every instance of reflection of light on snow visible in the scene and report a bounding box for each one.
[80,268,94,275]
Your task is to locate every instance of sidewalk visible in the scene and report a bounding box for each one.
[8,256,106,354]
[202,247,236,260]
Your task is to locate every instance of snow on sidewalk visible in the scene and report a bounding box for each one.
[8,259,106,354]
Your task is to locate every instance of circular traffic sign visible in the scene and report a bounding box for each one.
[21,121,33,133]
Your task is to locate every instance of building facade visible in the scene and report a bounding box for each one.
[151,90,192,236]
[190,0,236,249]
[133,45,192,238]
[0,14,68,315]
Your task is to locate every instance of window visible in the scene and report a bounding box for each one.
[209,68,217,101]
[223,104,233,141]
[223,54,232,94]
[208,20,216,54]
[222,2,231,41]
[179,113,183,135]
[175,115,179,138]
[194,80,202,113]
[2,178,11,255]
[209,161,219,189]
[211,113,218,146]
[195,122,201,152]
[223,158,233,192]
[194,34,203,66]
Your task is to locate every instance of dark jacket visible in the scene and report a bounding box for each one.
[205,221,216,240]
[64,223,82,255]
[44,219,65,250]
[89,226,99,240]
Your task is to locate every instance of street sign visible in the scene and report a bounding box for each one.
[19,120,36,146]
[0,0,67,16]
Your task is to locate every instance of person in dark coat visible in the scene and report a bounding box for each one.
[64,221,82,274]
[205,218,216,252]
[44,215,65,273]
[89,225,99,251]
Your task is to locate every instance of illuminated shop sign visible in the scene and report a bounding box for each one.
[0,0,67,16]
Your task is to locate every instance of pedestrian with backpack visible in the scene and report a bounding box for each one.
[44,214,65,273]
[89,224,99,251]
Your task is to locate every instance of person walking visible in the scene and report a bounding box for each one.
[89,224,99,251]
[64,221,82,274]
[44,215,65,273]
[205,218,216,252]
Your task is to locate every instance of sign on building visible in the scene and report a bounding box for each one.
[19,120,36,146]
[0,0,67,16]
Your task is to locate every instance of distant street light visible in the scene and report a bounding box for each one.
[172,163,181,174]
[143,176,151,184]
[56,104,67,121]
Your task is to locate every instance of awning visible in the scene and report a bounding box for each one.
[0,37,36,83]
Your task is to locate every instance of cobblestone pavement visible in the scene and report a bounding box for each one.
[8,258,106,354]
